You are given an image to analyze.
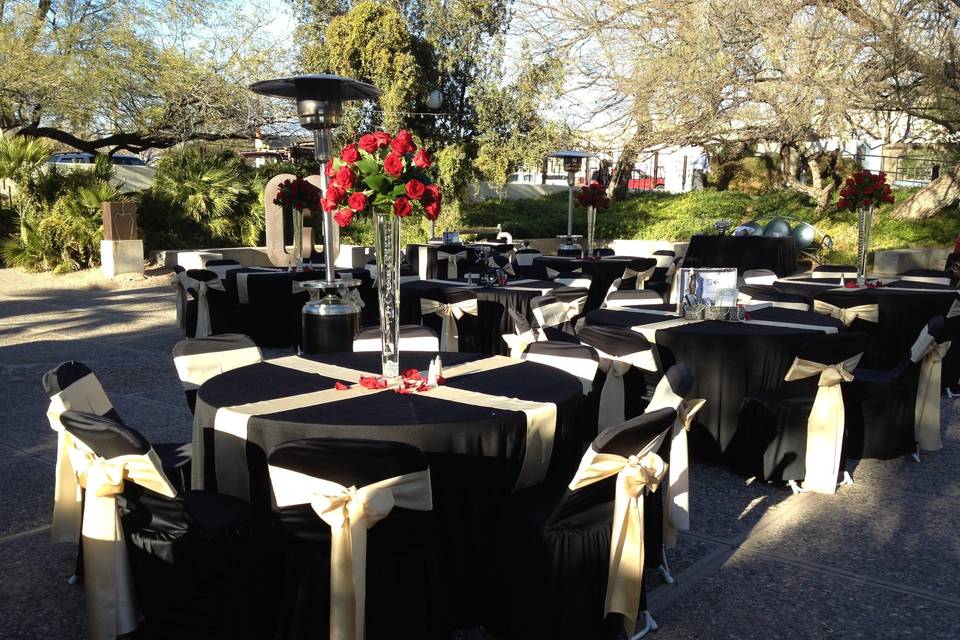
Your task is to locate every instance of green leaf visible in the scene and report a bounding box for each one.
[354,156,379,175]
[389,184,407,198]
[364,174,393,195]
[373,193,394,208]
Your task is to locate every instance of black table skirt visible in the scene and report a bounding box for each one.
[585,306,844,455]
[193,351,583,624]
[532,256,657,312]
[217,267,375,347]
[399,279,557,355]
[773,279,959,369]
[684,235,797,277]
[406,244,481,280]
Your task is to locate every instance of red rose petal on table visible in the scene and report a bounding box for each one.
[436,376,445,385]
[844,281,859,288]
[359,375,387,390]
[402,368,422,380]
[395,386,413,394]
[334,381,349,390]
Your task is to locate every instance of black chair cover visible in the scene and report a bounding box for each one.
[729,332,869,483]
[266,438,448,640]
[419,288,482,352]
[43,361,192,493]
[59,410,261,640]
[846,316,946,460]
[182,268,239,338]
[486,407,676,640]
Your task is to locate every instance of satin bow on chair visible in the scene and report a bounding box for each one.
[420,297,478,351]
[269,466,433,640]
[60,434,176,640]
[588,348,658,430]
[622,265,656,290]
[532,295,586,328]
[488,255,516,276]
[502,325,540,359]
[436,250,467,279]
[812,300,879,327]
[784,353,862,493]
[568,430,669,634]
[177,271,225,338]
[910,329,952,451]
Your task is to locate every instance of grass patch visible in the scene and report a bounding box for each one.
[461,188,959,264]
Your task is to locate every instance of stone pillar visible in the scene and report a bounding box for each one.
[101,201,144,277]
[264,174,317,267]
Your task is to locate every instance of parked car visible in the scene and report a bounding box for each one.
[627,169,665,190]
[48,152,146,166]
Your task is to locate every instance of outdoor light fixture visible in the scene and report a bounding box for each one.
[250,73,380,352]
[549,150,593,256]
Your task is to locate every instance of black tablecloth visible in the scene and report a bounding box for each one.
[219,267,375,347]
[400,279,558,355]
[585,306,844,455]
[532,256,657,312]
[773,278,959,368]
[684,235,797,277]
[193,351,583,623]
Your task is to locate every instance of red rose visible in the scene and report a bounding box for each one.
[374,131,392,149]
[325,160,335,177]
[391,129,416,155]
[425,183,441,202]
[322,185,346,212]
[333,207,354,227]
[405,179,426,200]
[424,200,441,220]
[413,148,432,168]
[334,165,355,189]
[393,196,413,218]
[348,191,368,212]
[341,144,360,163]
[384,152,404,177]
[863,198,873,207]
[359,134,379,154]
[837,198,847,209]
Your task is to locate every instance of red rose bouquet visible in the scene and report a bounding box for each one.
[273,176,323,211]
[837,170,894,211]
[575,181,611,210]
[322,129,442,228]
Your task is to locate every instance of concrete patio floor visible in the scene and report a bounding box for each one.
[1,267,958,639]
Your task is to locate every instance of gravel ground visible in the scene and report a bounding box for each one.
[1,267,958,639]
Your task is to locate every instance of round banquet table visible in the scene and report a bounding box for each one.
[532,255,657,312]
[399,278,558,355]
[772,278,959,369]
[683,234,798,277]
[584,305,844,455]
[220,267,375,347]
[192,350,584,622]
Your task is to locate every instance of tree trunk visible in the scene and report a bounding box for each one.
[891,166,960,219]
[610,149,636,201]
[780,145,839,213]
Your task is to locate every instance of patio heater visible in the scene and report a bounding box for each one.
[549,150,592,257]
[250,74,380,353]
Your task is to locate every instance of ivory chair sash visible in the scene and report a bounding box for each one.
[58,423,177,640]
[521,342,600,394]
[172,336,262,393]
[621,265,656,290]
[269,465,433,640]
[514,249,542,267]
[813,299,879,326]
[177,271,225,338]
[591,346,658,430]
[784,353,863,493]
[568,428,669,633]
[502,308,543,359]
[420,297,478,352]
[437,250,467,279]
[910,326,952,451]
[643,365,703,548]
[488,255,516,277]
[46,373,115,543]
[530,290,587,329]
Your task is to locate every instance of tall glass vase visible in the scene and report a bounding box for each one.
[373,209,401,379]
[292,208,305,271]
[585,205,596,257]
[856,206,873,286]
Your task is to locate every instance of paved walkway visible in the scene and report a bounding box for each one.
[1,268,958,639]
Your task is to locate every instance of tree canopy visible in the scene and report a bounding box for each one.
[0,0,286,154]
